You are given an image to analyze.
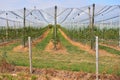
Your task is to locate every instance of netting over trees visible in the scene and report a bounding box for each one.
[0,4,120,79]
[0,4,120,47]
[0,5,119,27]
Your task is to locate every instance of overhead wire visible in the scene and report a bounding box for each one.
[57,8,69,17]
[38,10,50,23]
[0,4,120,26]
[95,15,119,23]
[60,8,73,24]
[95,6,112,16]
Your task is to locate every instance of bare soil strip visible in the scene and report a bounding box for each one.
[13,30,50,52]
[59,29,94,54]
[100,43,120,51]
[0,30,49,48]
[45,40,68,54]
[59,29,116,57]
[32,30,50,46]
[0,39,20,47]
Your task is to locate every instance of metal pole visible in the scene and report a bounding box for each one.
[119,7,120,47]
[16,17,18,37]
[19,22,20,28]
[14,21,17,38]
[111,19,113,28]
[28,37,32,74]
[102,14,104,43]
[88,7,92,28]
[23,7,26,47]
[91,4,95,50]
[96,36,99,80]
[88,7,92,46]
[54,5,57,50]
[6,13,9,40]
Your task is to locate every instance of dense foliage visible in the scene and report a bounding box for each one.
[0,26,48,42]
[61,26,119,45]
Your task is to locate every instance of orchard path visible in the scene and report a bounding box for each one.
[13,29,50,52]
[0,29,50,48]
[59,29,116,57]
[100,43,120,51]
[32,29,50,46]
[0,39,20,47]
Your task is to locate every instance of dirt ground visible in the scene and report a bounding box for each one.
[32,30,50,46]
[0,65,120,80]
[45,40,68,54]
[1,29,120,79]
[100,43,120,51]
[16,66,120,80]
[59,29,94,54]
[13,45,28,52]
[13,30,50,52]
[59,29,117,57]
[0,39,20,47]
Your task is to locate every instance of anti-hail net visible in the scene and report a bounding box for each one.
[0,4,119,29]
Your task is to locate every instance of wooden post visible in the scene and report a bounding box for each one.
[28,37,32,74]
[96,36,99,80]
[54,5,57,50]
[23,7,26,47]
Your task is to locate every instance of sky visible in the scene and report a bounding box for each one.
[0,0,120,10]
